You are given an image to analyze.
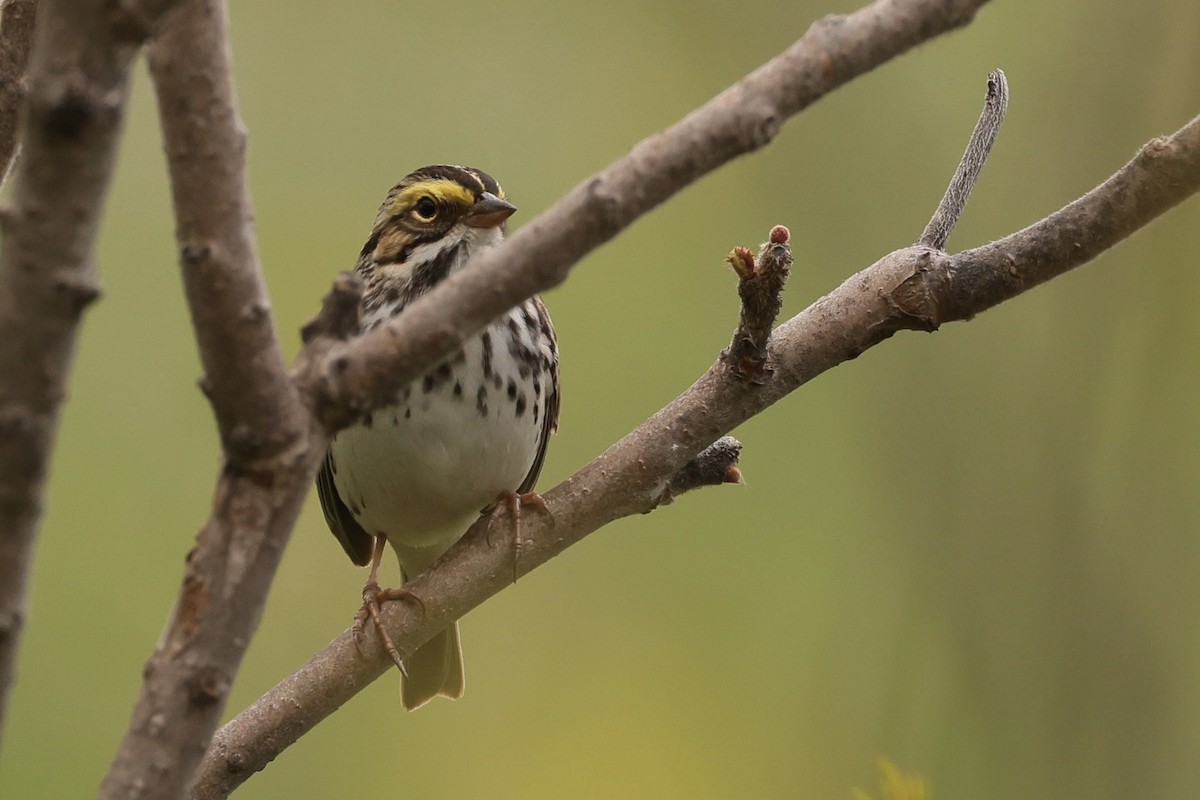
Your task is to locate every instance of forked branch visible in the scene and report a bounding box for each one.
[195,106,1200,798]
[99,1,996,796]
[98,1,320,799]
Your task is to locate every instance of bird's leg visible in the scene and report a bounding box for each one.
[486,490,554,582]
[353,535,425,674]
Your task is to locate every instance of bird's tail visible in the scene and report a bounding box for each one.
[401,621,464,711]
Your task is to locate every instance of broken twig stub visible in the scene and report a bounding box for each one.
[723,225,792,384]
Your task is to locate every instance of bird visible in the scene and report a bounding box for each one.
[316,165,559,710]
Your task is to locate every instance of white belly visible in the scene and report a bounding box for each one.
[329,318,548,553]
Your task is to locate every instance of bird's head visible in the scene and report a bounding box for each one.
[357,164,516,291]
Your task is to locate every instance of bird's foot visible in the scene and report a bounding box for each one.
[352,579,426,674]
[485,490,554,582]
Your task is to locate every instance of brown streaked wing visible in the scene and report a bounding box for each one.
[316,451,374,566]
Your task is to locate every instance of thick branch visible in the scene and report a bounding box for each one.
[194,111,1200,800]
[147,0,303,464]
[0,0,37,185]
[98,1,318,798]
[300,0,993,432]
[0,0,176,756]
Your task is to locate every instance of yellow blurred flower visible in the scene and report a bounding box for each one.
[853,757,929,800]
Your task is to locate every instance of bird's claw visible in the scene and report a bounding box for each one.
[485,490,554,582]
[353,579,426,676]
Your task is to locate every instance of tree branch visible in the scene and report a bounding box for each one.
[0,0,176,756]
[194,108,1200,799]
[147,0,304,463]
[930,115,1200,322]
[0,0,38,185]
[299,0,994,431]
[98,1,319,798]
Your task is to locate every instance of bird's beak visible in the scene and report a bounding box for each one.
[465,192,517,228]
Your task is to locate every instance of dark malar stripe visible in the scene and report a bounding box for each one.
[409,241,466,295]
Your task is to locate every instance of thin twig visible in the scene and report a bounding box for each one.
[919,68,1009,250]
[0,0,38,186]
[194,110,1200,800]
[0,0,178,757]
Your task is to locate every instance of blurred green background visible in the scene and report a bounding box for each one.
[3,1,1199,798]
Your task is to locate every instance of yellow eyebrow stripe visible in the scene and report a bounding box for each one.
[388,180,476,215]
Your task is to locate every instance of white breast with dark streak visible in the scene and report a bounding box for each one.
[329,305,549,554]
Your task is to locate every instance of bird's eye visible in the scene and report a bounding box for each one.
[413,197,437,221]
